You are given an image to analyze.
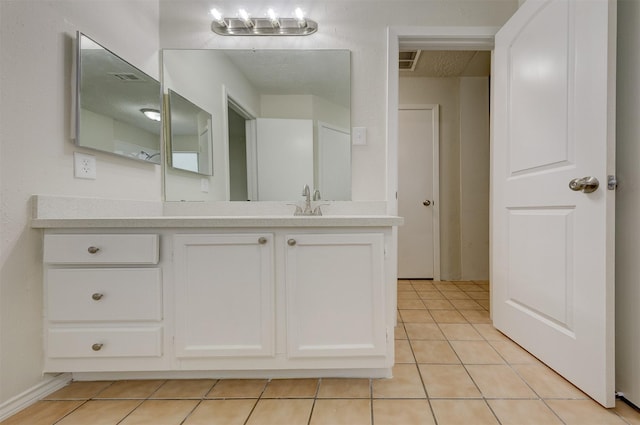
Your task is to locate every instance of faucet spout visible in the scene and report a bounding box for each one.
[302,184,312,214]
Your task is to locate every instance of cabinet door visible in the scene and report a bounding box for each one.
[174,234,274,357]
[285,233,386,358]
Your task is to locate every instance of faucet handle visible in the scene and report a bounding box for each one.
[286,203,304,216]
[302,184,310,196]
[313,189,321,201]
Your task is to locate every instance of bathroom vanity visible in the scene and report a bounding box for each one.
[32,197,402,379]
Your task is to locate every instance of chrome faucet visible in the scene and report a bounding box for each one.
[293,184,324,216]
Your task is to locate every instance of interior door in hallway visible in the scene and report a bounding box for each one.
[398,105,439,279]
[492,0,616,407]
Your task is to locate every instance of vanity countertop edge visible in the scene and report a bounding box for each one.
[31,215,404,229]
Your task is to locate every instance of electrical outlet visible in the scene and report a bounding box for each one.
[74,152,97,179]
[200,178,210,193]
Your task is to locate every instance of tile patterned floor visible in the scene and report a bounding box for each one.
[3,280,640,424]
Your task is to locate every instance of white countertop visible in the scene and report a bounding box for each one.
[30,195,403,228]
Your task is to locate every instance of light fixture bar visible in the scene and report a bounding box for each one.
[211,10,317,36]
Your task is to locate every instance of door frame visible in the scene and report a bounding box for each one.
[386,27,497,288]
[398,104,441,280]
[222,85,257,200]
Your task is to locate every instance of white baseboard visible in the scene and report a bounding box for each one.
[0,373,72,421]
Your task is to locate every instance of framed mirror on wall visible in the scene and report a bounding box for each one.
[75,32,162,163]
[162,49,351,202]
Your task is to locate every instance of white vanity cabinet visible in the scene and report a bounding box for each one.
[173,234,275,360]
[32,208,402,378]
[42,234,165,372]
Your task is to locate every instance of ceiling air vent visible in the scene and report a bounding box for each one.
[399,50,421,71]
[109,72,143,81]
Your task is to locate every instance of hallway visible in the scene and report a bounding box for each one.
[2,280,639,424]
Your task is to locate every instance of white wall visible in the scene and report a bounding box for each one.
[158,0,518,201]
[0,0,160,406]
[459,77,490,280]
[615,0,640,407]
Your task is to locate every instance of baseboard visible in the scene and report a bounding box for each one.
[0,373,72,421]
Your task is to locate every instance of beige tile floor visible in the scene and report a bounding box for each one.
[3,280,640,425]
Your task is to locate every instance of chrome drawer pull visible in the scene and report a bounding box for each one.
[87,246,100,254]
[91,293,104,301]
[91,343,103,351]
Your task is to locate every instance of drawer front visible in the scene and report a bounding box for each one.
[43,234,159,264]
[48,327,162,358]
[47,268,162,322]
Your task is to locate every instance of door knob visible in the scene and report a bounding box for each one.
[423,200,432,206]
[569,176,599,193]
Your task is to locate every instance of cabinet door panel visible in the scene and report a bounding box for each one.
[174,234,275,357]
[285,233,386,357]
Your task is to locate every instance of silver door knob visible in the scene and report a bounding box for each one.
[569,176,599,193]
[91,293,104,301]
[91,343,103,351]
[87,246,100,254]
[258,237,268,245]
[423,200,431,206]
[287,239,297,246]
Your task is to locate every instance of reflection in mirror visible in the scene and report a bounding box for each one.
[167,89,213,175]
[75,32,161,163]
[162,49,351,202]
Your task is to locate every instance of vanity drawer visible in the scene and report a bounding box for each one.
[47,268,162,322]
[48,327,162,358]
[43,234,159,264]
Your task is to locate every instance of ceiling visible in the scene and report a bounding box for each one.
[400,50,491,77]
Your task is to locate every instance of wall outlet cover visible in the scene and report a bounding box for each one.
[74,152,97,179]
[352,127,367,145]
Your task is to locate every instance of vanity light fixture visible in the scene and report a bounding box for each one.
[210,7,317,36]
[140,108,161,122]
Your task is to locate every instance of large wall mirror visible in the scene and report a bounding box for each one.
[162,49,351,202]
[75,32,161,163]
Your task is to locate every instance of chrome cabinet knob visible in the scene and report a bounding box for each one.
[258,237,268,245]
[87,246,100,254]
[423,200,432,206]
[287,239,297,246]
[569,176,599,193]
[91,343,103,351]
[91,293,104,301]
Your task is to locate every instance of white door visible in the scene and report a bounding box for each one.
[256,118,314,200]
[492,0,616,407]
[317,122,351,201]
[398,106,440,279]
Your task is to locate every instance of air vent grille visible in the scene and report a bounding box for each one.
[399,50,421,71]
[109,72,143,81]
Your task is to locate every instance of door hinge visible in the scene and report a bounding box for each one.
[608,175,618,190]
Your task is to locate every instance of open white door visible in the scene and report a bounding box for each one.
[492,0,616,407]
